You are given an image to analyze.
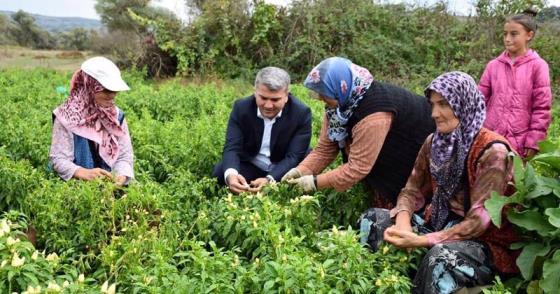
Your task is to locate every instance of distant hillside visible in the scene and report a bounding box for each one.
[0,10,103,33]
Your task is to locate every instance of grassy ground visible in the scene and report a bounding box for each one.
[0,46,89,71]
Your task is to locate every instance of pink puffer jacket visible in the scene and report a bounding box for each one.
[478,50,552,156]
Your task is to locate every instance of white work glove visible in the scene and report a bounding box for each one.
[281,168,303,182]
[287,175,316,192]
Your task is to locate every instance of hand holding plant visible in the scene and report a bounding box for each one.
[248,177,269,193]
[384,227,428,249]
[281,168,302,182]
[227,174,250,194]
[73,168,112,181]
[287,175,316,192]
[115,175,127,186]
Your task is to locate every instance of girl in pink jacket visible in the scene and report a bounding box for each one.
[478,9,552,158]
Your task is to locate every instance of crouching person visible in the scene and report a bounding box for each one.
[213,67,312,194]
[49,56,134,186]
[358,72,519,293]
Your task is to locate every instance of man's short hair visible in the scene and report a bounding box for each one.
[255,67,290,92]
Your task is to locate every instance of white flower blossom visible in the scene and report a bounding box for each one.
[22,285,41,294]
[101,281,109,292]
[6,236,19,246]
[101,282,116,294]
[300,195,314,201]
[0,219,10,236]
[107,283,116,294]
[46,253,59,262]
[11,252,25,267]
[47,281,62,292]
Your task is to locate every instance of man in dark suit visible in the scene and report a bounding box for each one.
[213,67,312,194]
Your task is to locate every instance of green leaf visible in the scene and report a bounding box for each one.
[540,176,560,189]
[544,208,560,228]
[541,250,560,293]
[526,280,541,294]
[533,152,560,171]
[510,242,527,250]
[264,280,275,291]
[535,195,558,211]
[526,184,553,199]
[323,259,335,269]
[485,191,511,227]
[513,156,526,192]
[7,270,15,281]
[537,139,558,154]
[22,272,40,285]
[507,209,557,233]
[516,242,550,280]
[525,164,537,189]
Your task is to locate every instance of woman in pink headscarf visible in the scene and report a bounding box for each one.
[49,56,134,185]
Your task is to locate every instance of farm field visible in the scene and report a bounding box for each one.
[0,46,88,71]
[1,67,559,293]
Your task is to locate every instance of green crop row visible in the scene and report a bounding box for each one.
[0,68,558,293]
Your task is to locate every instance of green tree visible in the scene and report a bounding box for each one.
[95,0,178,33]
[59,28,91,50]
[538,6,560,22]
[8,10,54,49]
[0,14,15,45]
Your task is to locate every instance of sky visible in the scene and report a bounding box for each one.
[1,0,559,20]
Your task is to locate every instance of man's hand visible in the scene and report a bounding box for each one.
[227,174,250,194]
[74,168,112,181]
[383,227,428,249]
[281,168,302,182]
[248,177,269,193]
[287,175,316,192]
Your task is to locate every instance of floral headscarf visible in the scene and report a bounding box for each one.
[53,70,125,167]
[303,57,374,147]
[425,71,486,230]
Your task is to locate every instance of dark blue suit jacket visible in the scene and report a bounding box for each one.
[222,94,312,181]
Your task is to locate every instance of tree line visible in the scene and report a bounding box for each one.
[1,0,559,85]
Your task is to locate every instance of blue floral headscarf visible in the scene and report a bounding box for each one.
[425,71,486,231]
[303,57,374,147]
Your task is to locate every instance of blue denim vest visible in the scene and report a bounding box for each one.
[72,110,125,171]
[51,109,125,172]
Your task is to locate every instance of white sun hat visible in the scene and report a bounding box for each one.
[81,56,130,92]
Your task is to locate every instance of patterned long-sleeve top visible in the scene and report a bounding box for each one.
[297,112,393,191]
[49,117,135,181]
[390,134,513,246]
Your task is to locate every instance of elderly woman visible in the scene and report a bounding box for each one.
[283,57,434,208]
[49,56,134,185]
[358,72,519,293]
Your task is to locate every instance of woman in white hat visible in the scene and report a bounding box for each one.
[49,56,134,185]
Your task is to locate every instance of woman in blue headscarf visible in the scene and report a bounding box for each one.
[282,57,435,208]
[358,71,519,293]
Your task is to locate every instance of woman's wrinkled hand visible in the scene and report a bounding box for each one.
[383,227,428,249]
[73,168,112,181]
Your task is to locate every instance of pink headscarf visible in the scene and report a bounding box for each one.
[53,70,126,167]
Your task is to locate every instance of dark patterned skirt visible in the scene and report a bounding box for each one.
[358,208,494,294]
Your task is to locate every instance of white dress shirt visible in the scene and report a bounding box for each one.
[224,108,282,183]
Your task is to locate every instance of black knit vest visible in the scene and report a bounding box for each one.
[345,81,435,203]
